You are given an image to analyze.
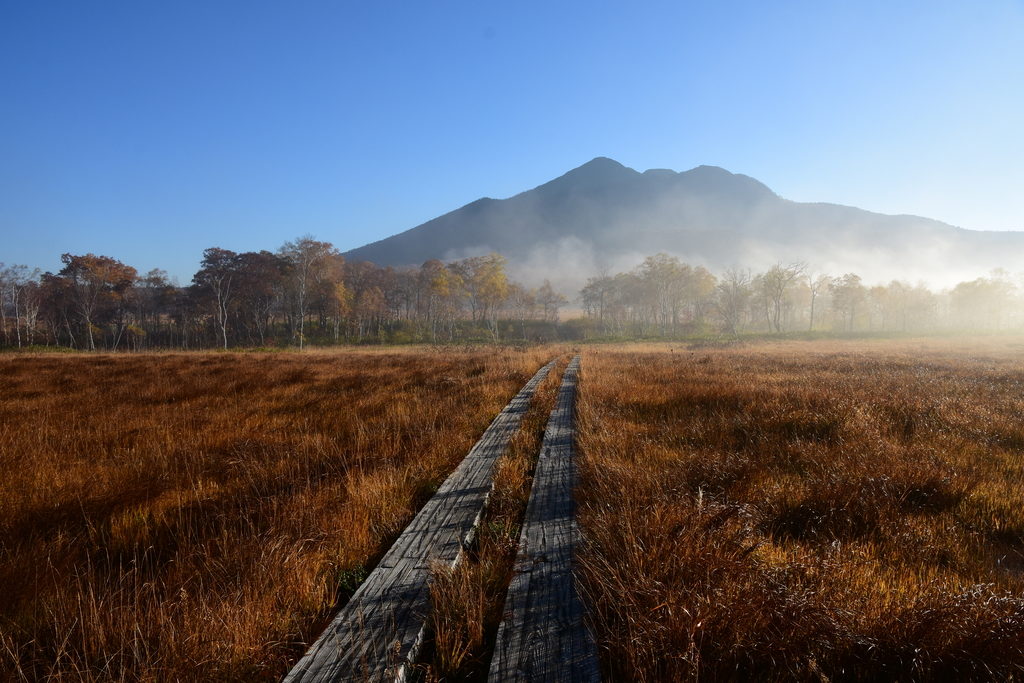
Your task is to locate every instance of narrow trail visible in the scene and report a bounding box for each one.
[488,355,600,682]
[284,359,556,683]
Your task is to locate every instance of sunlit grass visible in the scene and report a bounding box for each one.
[0,348,550,681]
[577,339,1024,680]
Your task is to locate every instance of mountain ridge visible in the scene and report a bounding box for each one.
[343,158,1022,289]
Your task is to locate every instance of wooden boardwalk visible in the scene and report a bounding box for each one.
[284,360,556,683]
[488,356,600,682]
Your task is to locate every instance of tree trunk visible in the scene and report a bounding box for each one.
[14,297,21,348]
[85,316,95,350]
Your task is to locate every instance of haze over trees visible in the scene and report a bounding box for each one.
[579,254,1019,338]
[2,241,1024,350]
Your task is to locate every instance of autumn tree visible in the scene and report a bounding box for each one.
[755,263,805,333]
[279,236,344,348]
[715,268,752,334]
[58,254,137,350]
[353,286,386,340]
[133,269,178,346]
[536,280,568,323]
[417,259,462,341]
[830,273,866,332]
[389,268,419,322]
[506,283,537,337]
[687,265,718,326]
[312,249,348,337]
[950,271,1016,330]
[452,254,509,337]
[637,253,686,333]
[581,274,616,326]
[221,252,282,346]
[191,248,240,349]
[37,273,73,347]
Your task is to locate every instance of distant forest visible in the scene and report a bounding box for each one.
[0,237,1020,350]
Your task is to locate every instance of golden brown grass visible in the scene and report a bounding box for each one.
[577,339,1024,681]
[421,357,568,681]
[0,347,550,681]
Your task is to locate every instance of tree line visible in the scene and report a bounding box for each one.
[1,244,1021,350]
[0,237,568,350]
[580,254,1021,336]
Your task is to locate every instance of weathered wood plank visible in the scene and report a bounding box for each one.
[284,359,556,683]
[488,356,600,682]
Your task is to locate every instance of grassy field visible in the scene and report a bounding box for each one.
[576,339,1024,680]
[0,347,551,681]
[6,339,1024,681]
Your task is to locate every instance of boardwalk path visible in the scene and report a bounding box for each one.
[488,356,600,682]
[285,359,556,683]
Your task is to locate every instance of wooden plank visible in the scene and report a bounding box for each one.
[488,356,600,682]
[284,359,556,683]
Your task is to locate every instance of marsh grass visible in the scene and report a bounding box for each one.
[577,340,1024,681]
[0,348,550,681]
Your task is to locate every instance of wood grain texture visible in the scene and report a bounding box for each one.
[284,360,556,683]
[488,356,600,682]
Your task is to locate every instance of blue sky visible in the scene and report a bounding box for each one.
[2,1,1023,281]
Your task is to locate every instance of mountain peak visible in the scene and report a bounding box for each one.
[342,158,1006,292]
[557,156,636,181]
[528,156,639,197]
[580,156,626,170]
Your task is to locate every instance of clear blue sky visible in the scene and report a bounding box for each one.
[2,1,1023,282]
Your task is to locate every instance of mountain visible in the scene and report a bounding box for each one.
[343,157,1024,290]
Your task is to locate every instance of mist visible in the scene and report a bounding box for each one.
[346,158,1024,298]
